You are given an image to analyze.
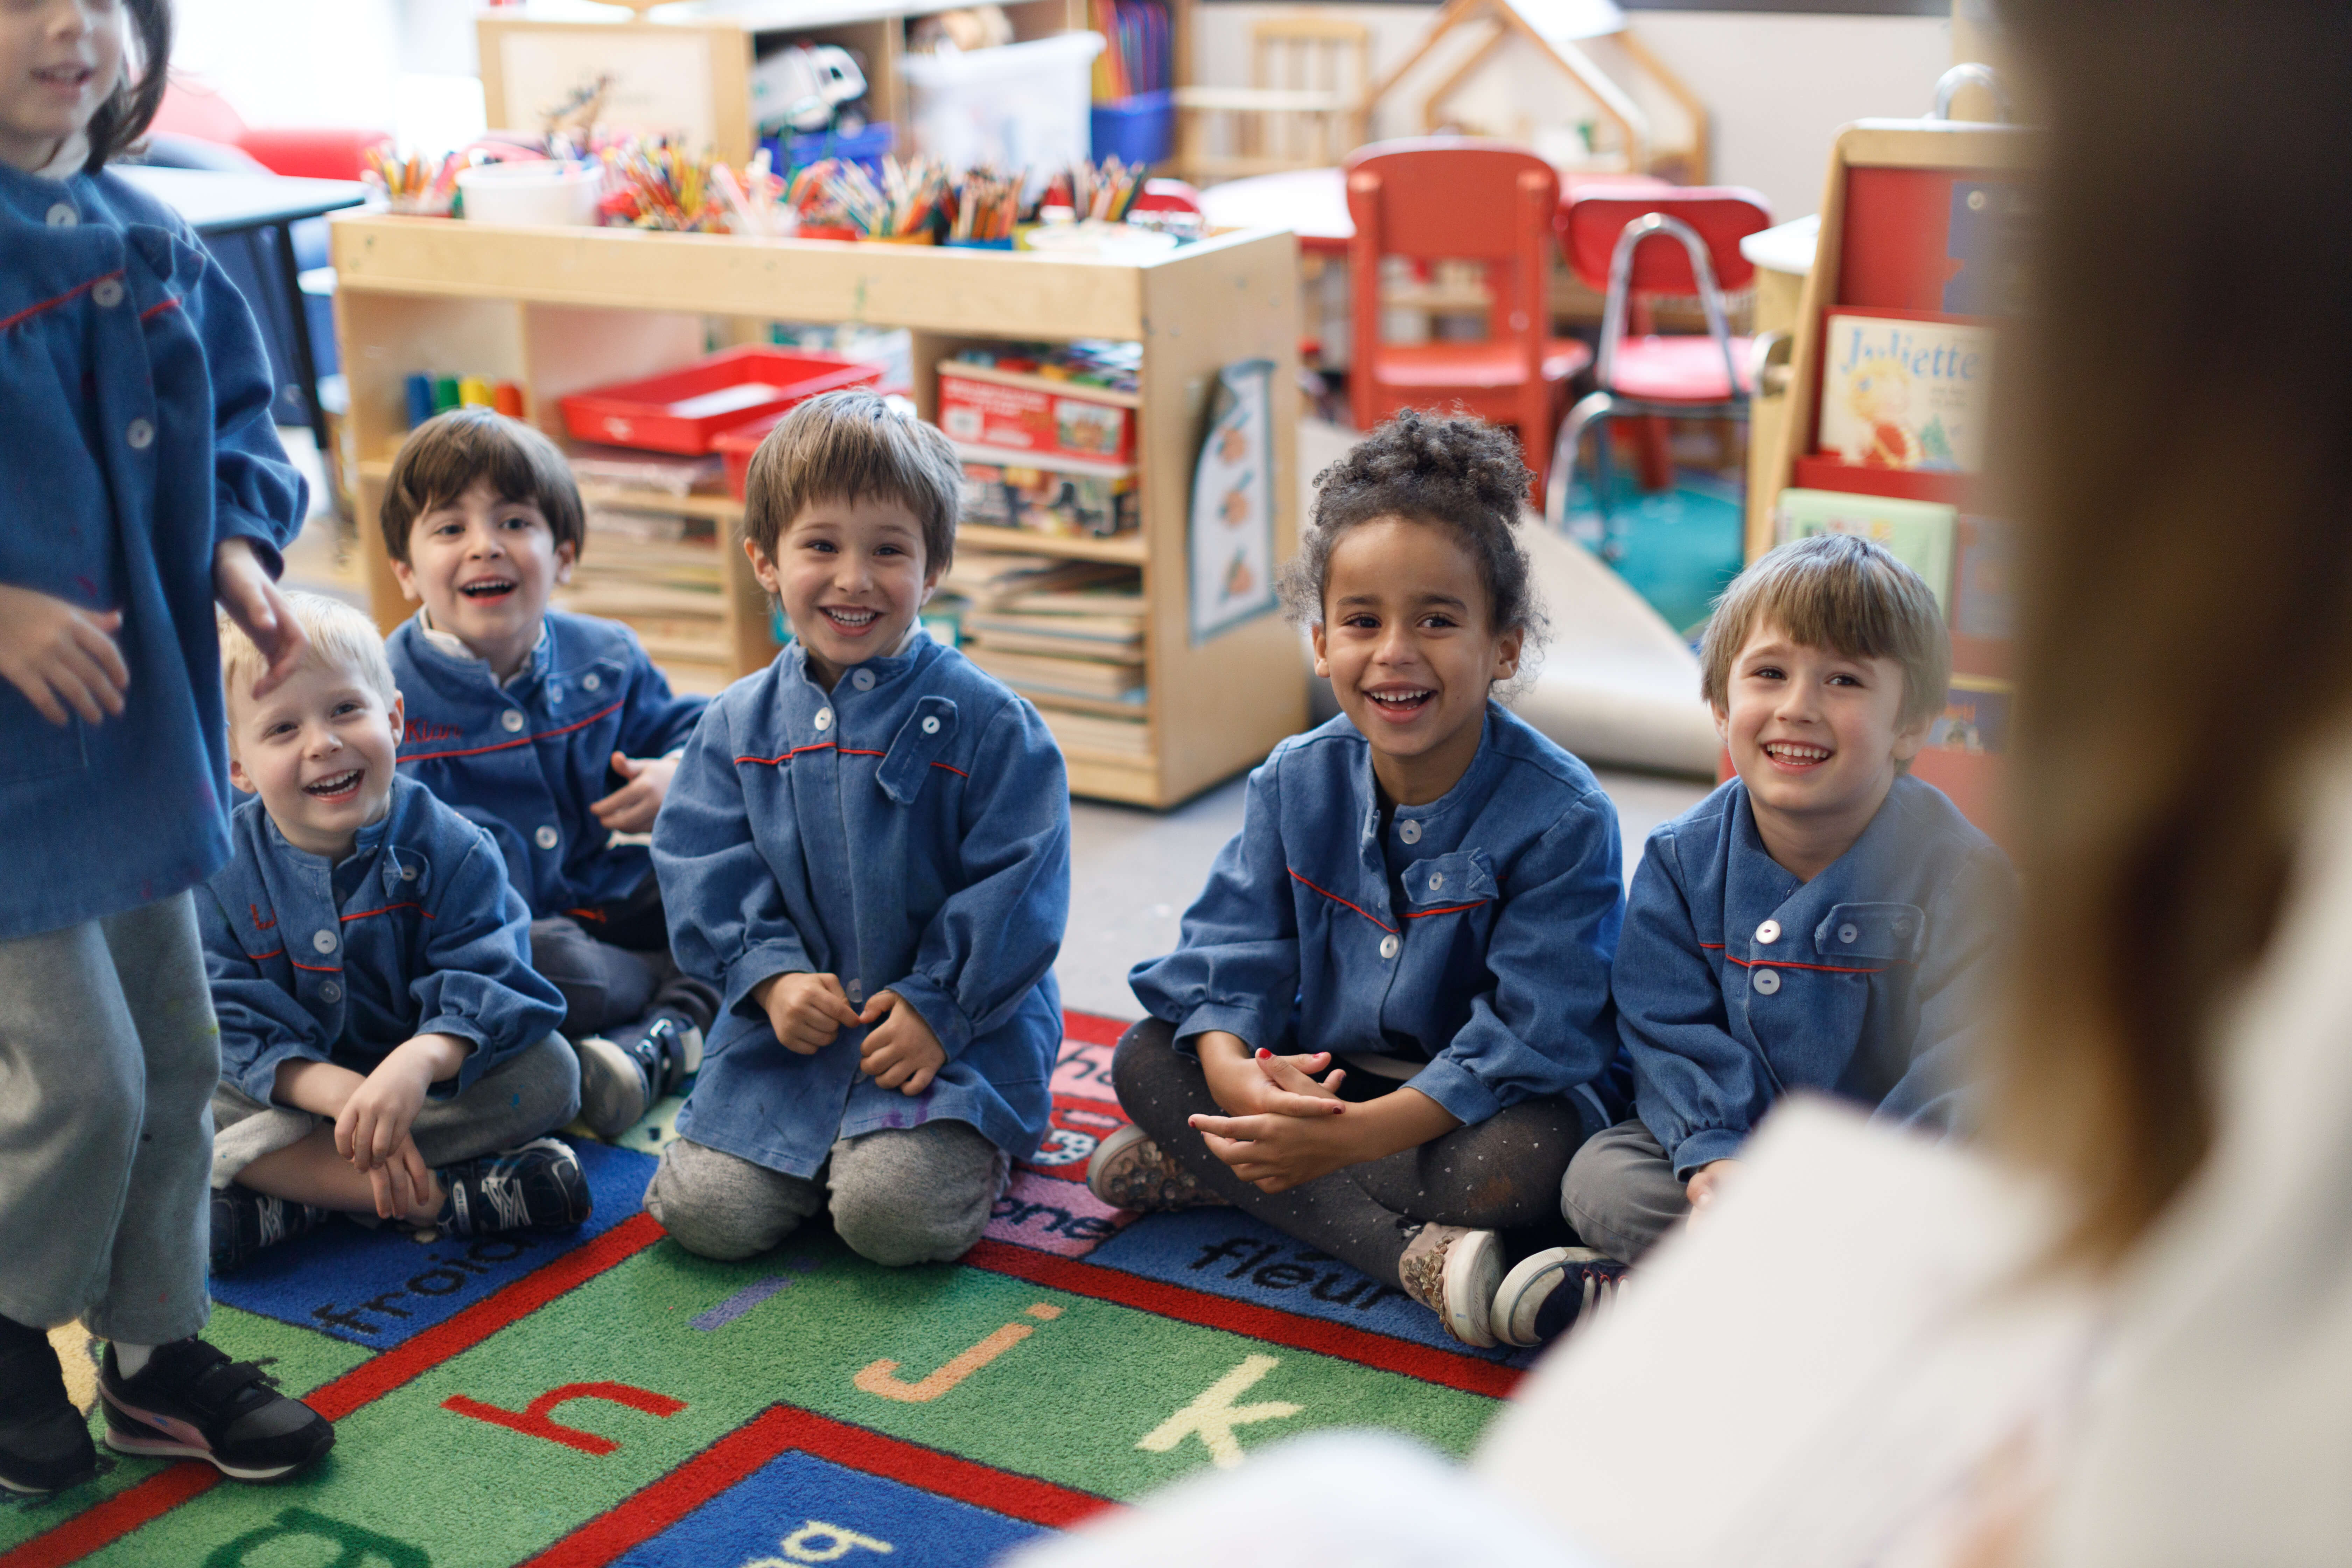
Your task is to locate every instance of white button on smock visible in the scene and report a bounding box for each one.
[45,203,75,227]
[1751,967,1781,995]
[319,981,342,1003]
[1756,919,1781,945]
[847,979,864,1004]
[1837,922,1860,945]
[920,716,940,735]
[500,710,525,732]
[582,673,601,692]
[852,669,876,691]
[312,930,337,954]
[1398,820,1421,845]
[1378,933,1400,960]
[535,825,559,849]
[814,709,833,732]
[401,866,417,881]
[92,278,123,308]
[125,419,153,450]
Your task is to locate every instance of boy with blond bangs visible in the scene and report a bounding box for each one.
[379,408,717,1140]
[646,387,1069,1268]
[202,593,589,1274]
[1554,535,2018,1271]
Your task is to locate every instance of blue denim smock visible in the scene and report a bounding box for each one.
[651,632,1069,1178]
[1617,773,2018,1178]
[1128,704,1631,1137]
[199,775,566,1104]
[386,609,707,918]
[0,162,305,939]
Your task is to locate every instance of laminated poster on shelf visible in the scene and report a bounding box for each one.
[1187,358,1277,644]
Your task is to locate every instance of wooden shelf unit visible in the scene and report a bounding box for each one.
[331,213,1304,807]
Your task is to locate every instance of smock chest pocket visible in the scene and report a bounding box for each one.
[382,848,432,902]
[875,696,960,804]
[1813,902,1926,965]
[1400,849,1498,913]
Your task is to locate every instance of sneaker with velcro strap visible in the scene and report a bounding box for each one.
[435,1136,592,1237]
[0,1317,94,1495]
[1489,1245,1630,1348]
[575,1013,702,1139]
[98,1338,333,1481]
[209,1185,334,1275]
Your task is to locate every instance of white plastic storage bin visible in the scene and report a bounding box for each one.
[899,33,1105,195]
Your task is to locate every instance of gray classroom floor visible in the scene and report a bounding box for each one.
[1057,766,1711,1018]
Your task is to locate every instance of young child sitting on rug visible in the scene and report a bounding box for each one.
[1100,411,1631,1350]
[203,593,590,1273]
[381,407,716,1140]
[645,388,1070,1267]
[1560,535,2017,1267]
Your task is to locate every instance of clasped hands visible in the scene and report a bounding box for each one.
[1187,1030,1456,1195]
[280,1033,469,1222]
[750,971,945,1095]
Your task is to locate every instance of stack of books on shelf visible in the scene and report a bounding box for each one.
[557,449,733,690]
[941,550,1149,756]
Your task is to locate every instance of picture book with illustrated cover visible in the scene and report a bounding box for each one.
[1776,487,1958,614]
[1817,308,1994,473]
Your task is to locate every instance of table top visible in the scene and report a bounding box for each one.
[115,165,367,237]
[1198,165,1678,255]
[1740,213,1820,277]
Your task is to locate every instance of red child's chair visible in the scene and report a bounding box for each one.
[1345,139,1593,496]
[1543,186,1773,533]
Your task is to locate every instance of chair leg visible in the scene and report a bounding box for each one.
[1635,414,1673,492]
[1545,391,1615,540]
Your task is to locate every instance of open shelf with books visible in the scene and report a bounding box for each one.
[331,215,1303,807]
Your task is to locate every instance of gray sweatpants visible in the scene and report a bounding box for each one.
[209,1031,583,1188]
[1560,1118,1692,1264]
[0,892,216,1342]
[644,1122,1008,1267]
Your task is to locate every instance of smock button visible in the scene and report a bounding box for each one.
[400,866,417,880]
[1838,922,1860,945]
[852,669,876,691]
[547,684,561,703]
[500,710,525,732]
[582,673,600,692]
[1752,967,1781,996]
[921,715,940,735]
[45,203,75,227]
[535,825,559,850]
[847,979,864,1004]
[319,980,342,1003]
[92,278,123,308]
[1378,933,1400,960]
[814,708,833,732]
[125,418,153,450]
[311,929,337,954]
[1756,919,1781,945]
[1398,819,1421,845]
[1428,873,1444,891]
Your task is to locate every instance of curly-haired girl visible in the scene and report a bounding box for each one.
[1096,411,1632,1349]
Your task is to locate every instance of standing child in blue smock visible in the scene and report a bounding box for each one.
[1562,534,2017,1265]
[379,408,717,1139]
[647,388,1070,1267]
[1107,412,1629,1350]
[0,0,332,1491]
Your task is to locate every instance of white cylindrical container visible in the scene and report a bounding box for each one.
[898,33,1106,198]
[456,161,603,227]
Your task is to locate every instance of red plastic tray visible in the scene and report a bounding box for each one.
[559,347,884,456]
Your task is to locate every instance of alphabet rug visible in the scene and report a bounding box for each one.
[1,1015,1532,1568]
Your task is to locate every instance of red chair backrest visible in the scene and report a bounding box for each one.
[1559,186,1772,294]
[1345,137,1560,264]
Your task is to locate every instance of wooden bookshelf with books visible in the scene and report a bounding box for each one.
[331,214,1303,807]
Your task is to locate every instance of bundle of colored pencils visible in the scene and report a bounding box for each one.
[363,146,461,217]
[600,138,727,232]
[1068,155,1144,222]
[712,147,792,237]
[948,167,1021,242]
[809,155,950,239]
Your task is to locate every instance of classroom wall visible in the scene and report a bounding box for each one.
[1190,5,1955,222]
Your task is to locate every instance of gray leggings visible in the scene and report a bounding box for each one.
[644,1122,1008,1268]
[0,892,216,1342]
[1112,1019,1588,1289]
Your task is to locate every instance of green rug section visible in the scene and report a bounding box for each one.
[70,1234,1500,1568]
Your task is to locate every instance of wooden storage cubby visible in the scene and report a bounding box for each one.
[331,213,1304,808]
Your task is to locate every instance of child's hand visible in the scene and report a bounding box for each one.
[1186,1110,1359,1193]
[752,972,863,1054]
[857,990,945,1095]
[1685,1158,1742,1212]
[1197,1031,1347,1120]
[590,752,678,833]
[363,1134,436,1223]
[213,539,307,699]
[0,583,128,726]
[337,1034,468,1175]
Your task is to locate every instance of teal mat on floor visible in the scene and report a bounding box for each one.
[1562,469,1746,639]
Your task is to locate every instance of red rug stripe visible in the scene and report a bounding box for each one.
[962,1240,1523,1398]
[1060,1010,1130,1048]
[520,1404,1113,1568]
[1,1212,667,1568]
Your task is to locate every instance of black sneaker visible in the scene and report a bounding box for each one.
[1489,1246,1629,1347]
[98,1338,332,1481]
[574,1014,702,1139]
[0,1317,94,1495]
[436,1137,592,1237]
[210,1186,334,1275]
